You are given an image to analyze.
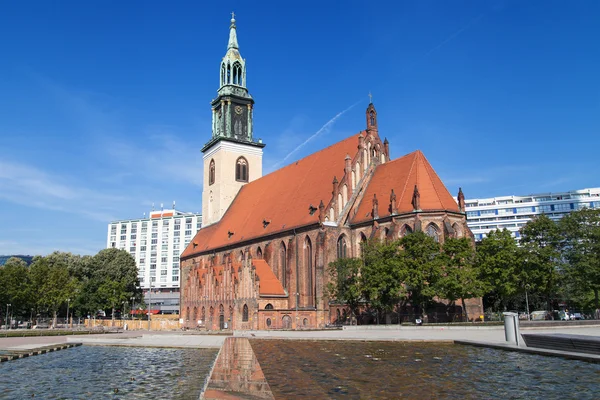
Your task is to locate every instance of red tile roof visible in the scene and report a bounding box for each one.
[182,133,361,258]
[253,259,286,296]
[351,150,459,224]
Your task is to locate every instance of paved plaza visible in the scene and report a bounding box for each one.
[1,324,599,351]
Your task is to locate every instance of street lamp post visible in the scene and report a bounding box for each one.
[66,298,71,329]
[5,304,11,330]
[525,284,531,321]
[148,279,152,331]
[130,297,135,320]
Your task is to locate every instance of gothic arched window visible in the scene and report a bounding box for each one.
[242,304,249,322]
[305,236,314,306]
[400,224,413,238]
[236,157,248,182]
[256,246,263,259]
[337,235,347,259]
[370,111,375,126]
[452,223,462,238]
[426,223,440,242]
[279,242,287,290]
[209,159,215,186]
[265,303,274,310]
[233,62,243,86]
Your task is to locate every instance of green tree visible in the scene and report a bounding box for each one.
[361,239,406,323]
[29,256,79,326]
[28,256,50,320]
[519,214,563,311]
[327,257,363,324]
[1,257,33,319]
[398,231,443,319]
[476,228,521,311]
[559,208,600,310]
[439,237,485,322]
[90,249,141,318]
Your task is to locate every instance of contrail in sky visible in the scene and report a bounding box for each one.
[402,12,486,73]
[423,12,485,57]
[271,99,363,169]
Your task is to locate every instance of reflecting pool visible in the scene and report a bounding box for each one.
[0,346,218,399]
[251,340,600,399]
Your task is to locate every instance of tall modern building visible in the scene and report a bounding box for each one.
[465,187,600,241]
[107,208,202,314]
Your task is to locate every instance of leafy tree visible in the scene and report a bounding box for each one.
[29,256,79,326]
[519,214,563,311]
[476,228,521,311]
[327,258,363,324]
[90,249,141,318]
[559,208,600,310]
[28,256,50,319]
[398,231,443,318]
[361,239,406,322]
[439,237,485,321]
[1,257,33,319]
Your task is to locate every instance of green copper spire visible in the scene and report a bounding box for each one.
[228,12,239,50]
[202,13,265,153]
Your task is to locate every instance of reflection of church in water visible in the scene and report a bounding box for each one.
[180,15,481,330]
[203,338,273,399]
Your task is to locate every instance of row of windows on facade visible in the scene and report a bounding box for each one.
[141,276,179,283]
[139,269,179,277]
[111,218,197,231]
[113,230,194,241]
[465,202,600,218]
[208,157,248,186]
[465,193,600,208]
[186,304,253,325]
[474,232,521,241]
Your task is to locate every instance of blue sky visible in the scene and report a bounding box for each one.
[1,1,599,256]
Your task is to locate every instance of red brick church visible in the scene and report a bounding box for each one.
[180,15,480,330]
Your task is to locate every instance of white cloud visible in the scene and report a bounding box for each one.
[0,159,127,222]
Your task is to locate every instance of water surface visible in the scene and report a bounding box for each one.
[0,346,218,399]
[251,340,600,399]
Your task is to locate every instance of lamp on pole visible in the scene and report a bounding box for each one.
[130,297,135,320]
[148,278,152,331]
[66,298,71,329]
[5,304,11,330]
[525,284,531,321]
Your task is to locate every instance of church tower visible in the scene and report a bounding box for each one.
[201,14,265,226]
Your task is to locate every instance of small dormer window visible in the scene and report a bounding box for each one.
[236,157,248,182]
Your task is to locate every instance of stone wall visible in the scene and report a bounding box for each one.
[85,316,181,331]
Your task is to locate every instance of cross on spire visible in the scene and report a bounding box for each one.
[231,11,235,20]
[368,92,373,103]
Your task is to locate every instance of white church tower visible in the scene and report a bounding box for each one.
[201,13,265,226]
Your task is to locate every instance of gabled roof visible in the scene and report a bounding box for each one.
[253,259,286,296]
[351,150,459,224]
[182,133,362,258]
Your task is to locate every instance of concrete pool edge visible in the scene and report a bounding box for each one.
[454,339,600,363]
[0,343,82,362]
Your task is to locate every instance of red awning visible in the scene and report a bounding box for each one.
[131,309,160,315]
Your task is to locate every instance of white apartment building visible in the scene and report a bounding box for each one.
[465,187,600,241]
[106,208,202,314]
